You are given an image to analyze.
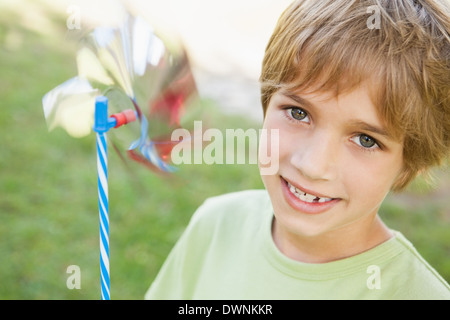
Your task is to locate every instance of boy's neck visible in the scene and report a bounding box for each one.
[271,214,393,264]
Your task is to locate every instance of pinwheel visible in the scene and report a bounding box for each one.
[42,11,198,300]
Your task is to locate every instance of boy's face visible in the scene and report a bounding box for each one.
[260,85,404,240]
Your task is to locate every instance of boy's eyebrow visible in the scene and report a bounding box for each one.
[283,92,316,109]
[282,91,393,140]
[347,120,391,139]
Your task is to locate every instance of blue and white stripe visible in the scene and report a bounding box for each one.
[96,132,110,300]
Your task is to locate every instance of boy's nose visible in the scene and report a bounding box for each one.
[290,131,338,182]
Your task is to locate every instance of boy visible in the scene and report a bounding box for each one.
[146,0,450,299]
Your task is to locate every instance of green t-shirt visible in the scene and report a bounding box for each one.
[145,190,450,300]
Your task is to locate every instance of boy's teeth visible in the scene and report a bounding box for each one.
[288,182,332,203]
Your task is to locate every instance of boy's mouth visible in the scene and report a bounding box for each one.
[280,176,340,214]
[282,177,335,202]
[286,181,333,203]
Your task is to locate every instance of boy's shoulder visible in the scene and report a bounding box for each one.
[195,189,270,216]
[188,189,271,232]
[386,231,450,299]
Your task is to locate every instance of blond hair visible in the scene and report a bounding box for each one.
[260,0,450,191]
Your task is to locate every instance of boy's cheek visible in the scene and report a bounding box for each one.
[341,158,401,206]
[258,128,280,176]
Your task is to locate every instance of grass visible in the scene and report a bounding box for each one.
[0,4,448,299]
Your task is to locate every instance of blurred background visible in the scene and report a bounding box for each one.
[0,0,448,299]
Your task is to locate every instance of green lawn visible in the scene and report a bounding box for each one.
[0,5,448,299]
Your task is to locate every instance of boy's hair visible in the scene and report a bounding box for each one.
[260,0,450,191]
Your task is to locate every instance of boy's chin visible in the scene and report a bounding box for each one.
[272,212,337,242]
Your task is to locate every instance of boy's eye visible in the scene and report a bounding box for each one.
[352,134,378,149]
[289,107,309,121]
